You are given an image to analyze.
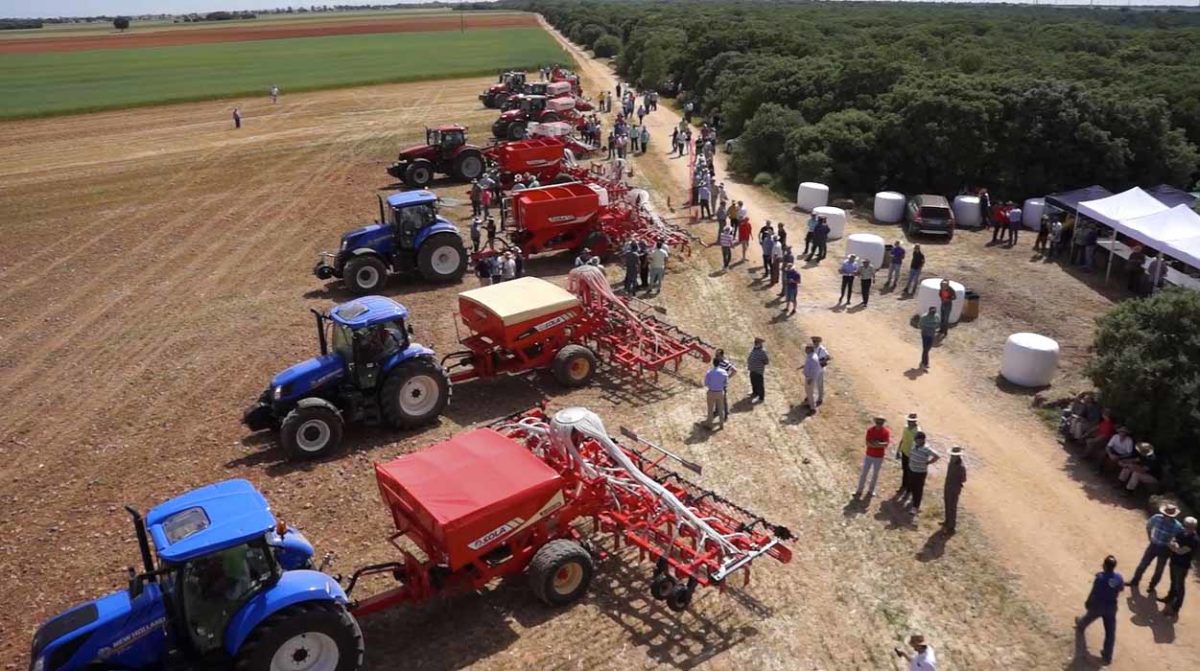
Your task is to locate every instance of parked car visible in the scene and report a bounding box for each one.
[905,194,956,240]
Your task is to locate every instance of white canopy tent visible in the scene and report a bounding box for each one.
[1077,188,1169,283]
[1119,205,1200,269]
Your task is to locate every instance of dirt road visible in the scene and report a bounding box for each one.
[544,17,1198,670]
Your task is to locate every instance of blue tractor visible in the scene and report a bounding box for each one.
[313,190,467,294]
[28,479,363,671]
[242,295,451,460]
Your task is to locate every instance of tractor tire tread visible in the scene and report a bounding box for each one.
[343,255,387,295]
[380,356,451,430]
[234,601,364,671]
[417,232,468,282]
[279,405,344,461]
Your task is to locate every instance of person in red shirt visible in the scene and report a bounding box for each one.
[737,217,752,262]
[1085,407,1116,458]
[854,416,891,498]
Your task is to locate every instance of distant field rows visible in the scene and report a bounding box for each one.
[0,27,569,119]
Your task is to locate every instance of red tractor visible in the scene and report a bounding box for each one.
[492,95,583,141]
[480,70,527,109]
[387,125,486,188]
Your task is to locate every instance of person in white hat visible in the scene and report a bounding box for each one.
[942,446,967,534]
[894,413,921,500]
[1118,442,1160,494]
[894,633,937,670]
[1131,503,1183,591]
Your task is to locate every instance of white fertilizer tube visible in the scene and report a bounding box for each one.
[1001,332,1060,387]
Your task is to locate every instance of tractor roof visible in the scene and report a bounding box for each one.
[386,190,437,209]
[330,295,409,329]
[146,479,276,564]
[433,124,466,132]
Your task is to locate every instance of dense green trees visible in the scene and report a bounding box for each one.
[521,0,1200,200]
[593,34,621,58]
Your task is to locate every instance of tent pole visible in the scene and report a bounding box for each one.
[1104,227,1116,284]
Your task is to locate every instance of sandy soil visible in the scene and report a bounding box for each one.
[0,22,1193,671]
[0,14,537,54]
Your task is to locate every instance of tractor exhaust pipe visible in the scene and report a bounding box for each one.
[124,505,156,578]
[311,309,328,356]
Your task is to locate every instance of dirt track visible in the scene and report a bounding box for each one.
[0,21,1195,671]
[0,14,537,54]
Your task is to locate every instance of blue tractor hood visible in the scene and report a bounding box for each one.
[341,222,394,255]
[30,586,171,670]
[270,353,346,403]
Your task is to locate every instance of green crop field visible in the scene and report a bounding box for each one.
[0,26,569,118]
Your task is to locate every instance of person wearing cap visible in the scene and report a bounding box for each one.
[943,446,967,534]
[854,417,891,498]
[918,307,939,369]
[838,254,860,304]
[1076,555,1124,665]
[858,258,877,306]
[811,336,830,405]
[894,634,937,671]
[906,432,940,515]
[895,413,921,500]
[801,344,822,413]
[574,247,592,267]
[1162,516,1198,616]
[746,337,770,403]
[703,358,730,430]
[1131,503,1184,591]
[1118,442,1161,494]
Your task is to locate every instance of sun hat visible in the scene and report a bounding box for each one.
[906,413,918,422]
[1135,442,1154,456]
[949,446,965,457]
[1160,503,1180,518]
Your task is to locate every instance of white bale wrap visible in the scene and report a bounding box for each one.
[1023,198,1045,231]
[916,278,966,323]
[874,191,905,223]
[1001,332,1060,387]
[797,182,830,211]
[953,195,982,229]
[813,206,846,240]
[846,233,885,268]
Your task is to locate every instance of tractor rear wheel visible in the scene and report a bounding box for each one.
[343,256,387,295]
[507,123,527,140]
[404,159,434,188]
[417,233,467,282]
[234,601,364,671]
[279,405,344,461]
[552,345,598,388]
[380,357,450,429]
[453,151,485,182]
[528,539,594,606]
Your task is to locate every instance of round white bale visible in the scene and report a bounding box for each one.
[916,278,966,323]
[953,195,981,229]
[873,191,905,223]
[1023,198,1046,231]
[813,206,847,240]
[1001,332,1060,387]
[846,233,885,268]
[797,182,830,212]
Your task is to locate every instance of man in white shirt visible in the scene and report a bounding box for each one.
[648,241,669,293]
[895,634,937,670]
[801,344,823,413]
[811,336,830,406]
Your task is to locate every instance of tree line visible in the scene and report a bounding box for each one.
[513,0,1200,202]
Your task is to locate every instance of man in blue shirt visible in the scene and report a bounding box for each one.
[703,360,729,430]
[1076,555,1124,664]
[1131,503,1184,591]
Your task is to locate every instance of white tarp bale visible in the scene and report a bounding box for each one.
[953,195,981,229]
[846,233,885,268]
[916,278,965,322]
[1023,198,1046,231]
[797,182,830,211]
[813,205,846,240]
[874,191,905,223]
[1001,332,1060,387]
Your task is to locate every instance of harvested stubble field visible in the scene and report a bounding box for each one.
[0,21,1195,671]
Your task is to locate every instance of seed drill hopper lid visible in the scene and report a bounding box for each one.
[458,276,580,328]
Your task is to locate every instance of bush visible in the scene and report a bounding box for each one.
[593,34,621,59]
[1088,289,1200,508]
[729,103,805,180]
[113,16,130,31]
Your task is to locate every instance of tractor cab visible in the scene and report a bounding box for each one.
[379,190,439,252]
[326,296,413,391]
[427,125,467,155]
[525,82,549,96]
[519,95,549,116]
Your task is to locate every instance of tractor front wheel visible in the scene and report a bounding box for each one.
[529,539,594,606]
[552,345,597,388]
[279,405,344,461]
[380,357,450,429]
[343,256,387,295]
[234,601,364,671]
[417,233,467,282]
[404,159,434,188]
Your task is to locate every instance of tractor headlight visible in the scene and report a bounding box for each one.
[340,238,348,252]
[273,385,284,399]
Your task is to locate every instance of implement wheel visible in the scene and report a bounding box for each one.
[279,405,343,461]
[528,539,593,606]
[552,345,597,388]
[380,357,450,429]
[650,574,676,601]
[234,601,363,671]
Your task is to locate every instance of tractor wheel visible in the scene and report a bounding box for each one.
[649,574,677,601]
[380,357,450,429]
[528,539,594,606]
[552,345,598,388]
[234,601,364,671]
[343,256,387,295]
[507,123,527,141]
[417,233,467,282]
[453,150,485,182]
[279,405,344,461]
[542,112,560,123]
[404,159,434,188]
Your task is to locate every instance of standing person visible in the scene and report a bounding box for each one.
[1130,503,1184,592]
[803,212,817,257]
[232,107,242,129]
[811,217,830,262]
[703,358,729,430]
[777,245,794,297]
[1034,215,1050,252]
[775,221,788,249]
[854,416,891,498]
[1076,555,1124,665]
[918,307,938,369]
[937,280,955,336]
[769,237,783,286]
[812,336,830,405]
[715,191,728,234]
[859,259,876,306]
[737,216,752,262]
[1162,516,1198,617]
[648,240,669,293]
[474,254,491,286]
[1083,226,1100,271]
[270,84,279,103]
[1127,245,1146,294]
[470,180,483,217]
[718,224,735,269]
[488,253,502,285]
[1007,202,1023,246]
[886,241,906,289]
[698,182,712,219]
[481,186,493,220]
[894,634,937,671]
[1048,217,1064,259]
[838,255,860,304]
[746,337,769,403]
[978,187,991,231]
[759,222,776,277]
[469,217,481,253]
[903,244,925,295]
[623,242,640,294]
[640,125,649,154]
[485,217,497,249]
[943,446,967,534]
[906,432,940,515]
[783,263,801,315]
[801,344,823,413]
[499,252,516,282]
[639,240,650,290]
[991,201,1007,244]
[895,413,920,500]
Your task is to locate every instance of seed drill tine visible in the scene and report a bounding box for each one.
[618,426,703,475]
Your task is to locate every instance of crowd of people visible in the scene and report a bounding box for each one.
[1062,392,1165,495]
